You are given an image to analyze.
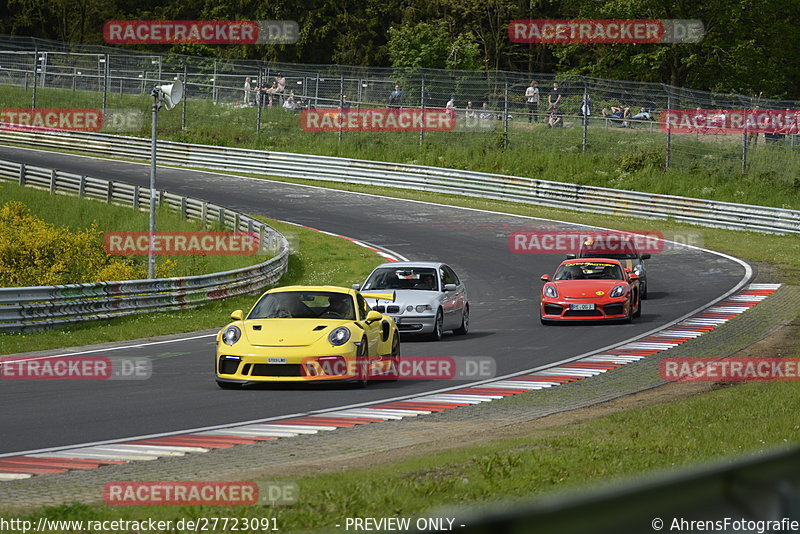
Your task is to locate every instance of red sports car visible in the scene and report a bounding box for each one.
[539,258,641,324]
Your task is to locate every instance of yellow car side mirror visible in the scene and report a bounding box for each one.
[365,310,383,324]
[230,309,244,321]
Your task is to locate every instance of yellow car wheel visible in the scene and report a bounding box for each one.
[354,337,369,388]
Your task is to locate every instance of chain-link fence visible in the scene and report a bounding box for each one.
[1,34,799,177]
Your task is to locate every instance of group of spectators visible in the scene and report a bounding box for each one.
[243,74,314,112]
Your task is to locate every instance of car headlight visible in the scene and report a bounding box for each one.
[610,285,626,298]
[544,285,558,298]
[634,264,643,276]
[415,304,432,313]
[329,326,351,346]
[222,325,241,346]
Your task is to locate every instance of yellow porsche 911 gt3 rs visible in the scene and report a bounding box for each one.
[215,286,400,389]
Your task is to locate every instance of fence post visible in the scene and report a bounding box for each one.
[19,163,26,186]
[503,81,509,149]
[133,185,140,210]
[102,54,109,113]
[581,80,588,153]
[212,59,218,103]
[182,62,187,130]
[742,130,748,174]
[31,49,37,109]
[180,197,188,220]
[79,175,86,198]
[338,75,344,143]
[419,70,425,146]
[50,169,56,194]
[665,90,672,169]
[315,73,320,106]
[107,180,114,203]
[256,66,263,133]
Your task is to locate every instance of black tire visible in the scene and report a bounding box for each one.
[216,380,242,390]
[641,281,648,300]
[633,291,642,318]
[353,338,369,388]
[454,305,469,335]
[386,334,400,381]
[429,309,444,341]
[623,296,634,324]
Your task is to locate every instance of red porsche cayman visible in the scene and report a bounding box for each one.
[539,258,641,324]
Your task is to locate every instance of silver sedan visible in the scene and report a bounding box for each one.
[356,262,469,341]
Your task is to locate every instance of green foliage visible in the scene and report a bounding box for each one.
[387,21,481,70]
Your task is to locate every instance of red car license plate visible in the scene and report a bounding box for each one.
[570,304,595,311]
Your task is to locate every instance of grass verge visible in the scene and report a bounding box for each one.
[2,85,800,209]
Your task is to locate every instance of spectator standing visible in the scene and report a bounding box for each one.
[282,95,296,112]
[243,77,252,105]
[389,85,402,108]
[525,81,539,123]
[341,94,351,112]
[548,81,562,113]
[446,97,456,120]
[580,93,592,118]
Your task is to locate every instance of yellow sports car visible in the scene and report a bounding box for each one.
[215,285,400,388]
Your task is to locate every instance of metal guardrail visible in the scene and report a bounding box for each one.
[439,445,800,534]
[1,129,798,234]
[0,158,289,332]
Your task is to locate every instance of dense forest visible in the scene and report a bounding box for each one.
[2,0,798,98]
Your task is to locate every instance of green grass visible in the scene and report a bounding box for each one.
[9,359,800,532]
[0,217,384,356]
[2,85,800,210]
[0,180,263,280]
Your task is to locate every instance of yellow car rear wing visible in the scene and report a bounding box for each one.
[361,291,396,302]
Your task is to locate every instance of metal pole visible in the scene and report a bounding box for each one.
[742,130,748,174]
[212,59,217,103]
[503,81,509,149]
[315,73,319,107]
[148,94,159,279]
[182,62,187,130]
[31,50,37,109]
[582,87,588,153]
[665,92,672,169]
[256,67,263,133]
[102,54,109,113]
[338,75,344,143]
[419,71,425,146]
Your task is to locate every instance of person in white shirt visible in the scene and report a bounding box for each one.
[525,81,540,123]
[243,77,252,106]
[282,96,296,111]
[445,97,456,119]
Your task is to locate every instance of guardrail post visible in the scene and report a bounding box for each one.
[258,225,266,253]
[19,163,26,186]
[247,219,254,234]
[78,175,86,197]
[234,212,241,231]
[219,207,226,228]
[49,169,56,194]
[107,181,114,203]
[133,185,139,210]
[201,201,208,229]
[159,190,165,208]
[180,197,187,220]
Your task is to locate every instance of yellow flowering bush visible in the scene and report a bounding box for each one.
[0,201,145,286]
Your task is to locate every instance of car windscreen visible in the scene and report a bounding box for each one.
[554,262,624,281]
[363,267,438,291]
[248,291,355,320]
